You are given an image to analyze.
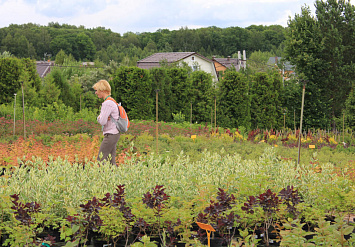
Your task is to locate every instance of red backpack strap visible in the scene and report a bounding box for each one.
[105,97,122,117]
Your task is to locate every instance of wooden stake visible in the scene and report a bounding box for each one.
[343,112,345,143]
[21,81,26,140]
[294,109,296,133]
[214,96,216,130]
[297,81,307,165]
[211,108,212,128]
[190,102,192,129]
[13,93,16,137]
[156,89,159,155]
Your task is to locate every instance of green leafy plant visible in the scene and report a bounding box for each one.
[131,235,158,247]
[312,215,355,246]
[97,206,125,246]
[99,184,146,247]
[236,228,261,247]
[172,111,186,124]
[278,218,315,246]
[0,193,11,242]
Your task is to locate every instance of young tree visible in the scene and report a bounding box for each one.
[167,67,192,118]
[50,68,74,107]
[38,76,61,106]
[218,70,250,129]
[111,66,153,120]
[149,67,173,122]
[250,71,282,130]
[247,50,275,72]
[190,70,214,124]
[55,49,66,65]
[344,86,355,129]
[0,57,23,104]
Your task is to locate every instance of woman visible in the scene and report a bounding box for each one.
[92,79,120,165]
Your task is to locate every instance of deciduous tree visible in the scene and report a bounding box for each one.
[284,0,355,129]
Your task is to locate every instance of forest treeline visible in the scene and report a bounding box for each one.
[0,0,354,131]
[0,22,285,65]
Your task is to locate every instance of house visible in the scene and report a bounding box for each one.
[212,50,247,79]
[36,61,54,78]
[137,52,219,82]
[267,57,295,80]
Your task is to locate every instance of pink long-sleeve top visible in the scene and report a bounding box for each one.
[97,99,119,135]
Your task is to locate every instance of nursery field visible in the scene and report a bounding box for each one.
[0,118,355,247]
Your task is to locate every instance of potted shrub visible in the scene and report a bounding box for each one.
[4,193,54,246]
[241,186,301,246]
[196,188,240,247]
[98,184,144,247]
[139,185,182,247]
[0,193,11,245]
[60,196,103,246]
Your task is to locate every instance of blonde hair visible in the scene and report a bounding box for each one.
[92,79,111,94]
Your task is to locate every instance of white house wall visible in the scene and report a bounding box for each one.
[180,55,218,82]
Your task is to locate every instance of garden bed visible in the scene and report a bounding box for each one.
[0,147,355,246]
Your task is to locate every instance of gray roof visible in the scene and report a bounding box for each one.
[137,52,211,69]
[36,61,54,78]
[213,57,240,69]
[268,57,295,71]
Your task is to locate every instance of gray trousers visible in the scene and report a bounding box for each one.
[97,133,120,165]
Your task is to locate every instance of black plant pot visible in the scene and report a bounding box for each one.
[1,234,10,247]
[210,238,224,247]
[175,243,186,247]
[79,231,93,246]
[92,236,111,247]
[149,236,162,247]
[52,243,67,247]
[203,238,224,247]
[37,226,62,243]
[256,236,281,247]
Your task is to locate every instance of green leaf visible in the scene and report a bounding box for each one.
[343,226,354,236]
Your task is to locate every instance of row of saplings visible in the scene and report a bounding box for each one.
[1,185,354,247]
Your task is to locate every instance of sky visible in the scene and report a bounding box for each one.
[0,0,353,34]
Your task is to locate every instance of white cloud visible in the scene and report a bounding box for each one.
[0,0,353,34]
[0,0,47,25]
